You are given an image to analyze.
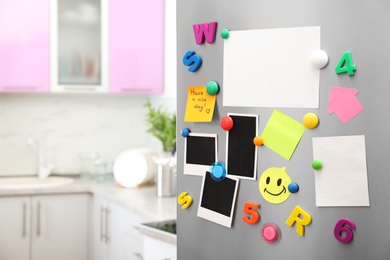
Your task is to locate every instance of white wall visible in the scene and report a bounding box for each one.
[0,0,176,176]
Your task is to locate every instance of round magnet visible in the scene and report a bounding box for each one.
[303,113,319,129]
[206,81,219,95]
[210,162,226,182]
[310,50,329,69]
[220,116,234,131]
[253,136,264,146]
[288,182,299,193]
[181,128,190,137]
[221,28,230,39]
[312,160,323,170]
[260,223,280,244]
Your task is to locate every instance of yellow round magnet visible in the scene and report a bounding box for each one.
[302,113,319,129]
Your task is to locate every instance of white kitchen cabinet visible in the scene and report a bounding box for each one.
[0,196,30,260]
[143,236,176,260]
[139,221,177,260]
[92,196,147,260]
[0,194,90,260]
[50,0,109,93]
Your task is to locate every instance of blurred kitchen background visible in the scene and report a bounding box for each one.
[0,0,177,177]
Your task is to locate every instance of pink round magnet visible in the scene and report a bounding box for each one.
[220,116,234,131]
[260,223,280,244]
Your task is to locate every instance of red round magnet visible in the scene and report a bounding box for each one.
[220,116,234,131]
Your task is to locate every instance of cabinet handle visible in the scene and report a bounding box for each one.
[22,202,27,238]
[37,202,41,237]
[119,88,153,93]
[100,206,105,241]
[63,86,98,91]
[1,86,38,90]
[105,208,110,243]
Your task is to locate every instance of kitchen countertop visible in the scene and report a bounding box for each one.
[0,176,177,222]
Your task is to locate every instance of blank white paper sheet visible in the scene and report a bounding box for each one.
[312,135,370,207]
[223,26,320,108]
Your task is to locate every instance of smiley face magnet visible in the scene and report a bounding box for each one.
[259,167,291,204]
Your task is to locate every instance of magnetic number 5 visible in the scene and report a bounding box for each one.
[242,202,260,225]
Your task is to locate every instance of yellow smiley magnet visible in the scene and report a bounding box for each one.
[259,167,291,204]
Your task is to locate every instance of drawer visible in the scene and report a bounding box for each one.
[125,211,147,240]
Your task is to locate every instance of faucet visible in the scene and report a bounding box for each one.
[27,138,55,179]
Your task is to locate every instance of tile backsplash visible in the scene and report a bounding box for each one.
[0,93,175,176]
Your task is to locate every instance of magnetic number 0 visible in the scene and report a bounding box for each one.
[242,202,260,225]
[334,218,356,243]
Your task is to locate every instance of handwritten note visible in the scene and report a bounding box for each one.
[184,86,216,122]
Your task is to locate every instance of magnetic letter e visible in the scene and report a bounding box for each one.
[285,205,312,236]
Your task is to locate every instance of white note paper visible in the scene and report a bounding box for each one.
[223,26,320,108]
[312,135,370,207]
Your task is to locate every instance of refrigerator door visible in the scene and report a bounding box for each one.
[177,0,390,259]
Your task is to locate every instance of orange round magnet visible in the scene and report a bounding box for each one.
[253,136,263,146]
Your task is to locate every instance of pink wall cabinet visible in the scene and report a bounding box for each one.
[50,0,109,93]
[0,0,50,93]
[109,0,164,94]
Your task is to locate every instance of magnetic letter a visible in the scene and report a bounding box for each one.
[285,205,312,236]
[192,22,217,44]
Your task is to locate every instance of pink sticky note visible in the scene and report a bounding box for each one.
[328,87,364,123]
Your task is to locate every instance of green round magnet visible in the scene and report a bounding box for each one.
[221,29,230,39]
[312,160,323,170]
[206,81,219,95]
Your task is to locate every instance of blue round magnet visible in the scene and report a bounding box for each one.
[181,128,190,137]
[210,162,226,182]
[288,182,299,193]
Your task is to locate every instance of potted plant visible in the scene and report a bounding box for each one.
[144,100,176,154]
[144,100,177,197]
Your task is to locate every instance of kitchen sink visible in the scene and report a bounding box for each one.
[0,176,74,189]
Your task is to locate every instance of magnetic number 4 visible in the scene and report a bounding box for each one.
[335,51,356,76]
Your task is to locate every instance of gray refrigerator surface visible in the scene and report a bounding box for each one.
[177,0,390,259]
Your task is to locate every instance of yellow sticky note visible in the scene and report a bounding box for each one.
[262,109,305,160]
[184,86,216,122]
